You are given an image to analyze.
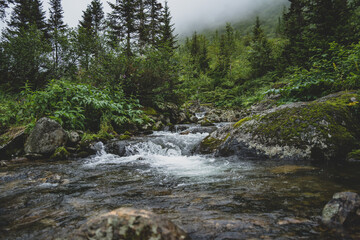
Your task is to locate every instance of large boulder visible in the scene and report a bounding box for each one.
[322,192,360,227]
[24,117,68,158]
[72,208,190,240]
[198,92,360,161]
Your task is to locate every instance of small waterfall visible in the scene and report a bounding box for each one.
[195,111,206,120]
[82,127,244,181]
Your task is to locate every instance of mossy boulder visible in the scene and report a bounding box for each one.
[200,91,360,162]
[72,208,190,240]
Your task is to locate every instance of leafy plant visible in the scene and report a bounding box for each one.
[18,79,144,132]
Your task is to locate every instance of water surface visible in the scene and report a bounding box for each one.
[1,125,360,239]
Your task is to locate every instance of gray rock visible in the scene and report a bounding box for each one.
[198,92,360,162]
[322,192,360,227]
[189,116,198,123]
[72,208,190,240]
[105,140,141,157]
[24,118,68,158]
[0,127,26,160]
[68,131,81,145]
[178,112,188,123]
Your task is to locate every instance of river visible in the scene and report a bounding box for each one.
[0,124,360,239]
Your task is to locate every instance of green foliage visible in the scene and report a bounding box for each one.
[266,42,360,102]
[1,25,51,91]
[18,79,144,131]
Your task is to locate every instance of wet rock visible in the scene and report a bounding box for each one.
[178,112,188,123]
[187,126,217,135]
[189,116,198,123]
[0,160,8,167]
[322,192,360,227]
[199,92,360,162]
[24,118,68,158]
[105,140,141,157]
[0,126,27,160]
[205,111,221,123]
[199,118,215,127]
[72,208,190,240]
[68,131,81,146]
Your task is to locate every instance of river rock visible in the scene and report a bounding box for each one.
[72,208,190,240]
[0,126,26,160]
[24,117,68,158]
[322,192,360,227]
[68,131,81,145]
[198,91,360,162]
[105,139,141,157]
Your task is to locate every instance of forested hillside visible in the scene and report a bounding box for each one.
[0,0,360,134]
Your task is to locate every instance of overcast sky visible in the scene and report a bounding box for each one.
[1,0,286,35]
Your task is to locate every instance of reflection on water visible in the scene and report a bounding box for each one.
[0,125,359,239]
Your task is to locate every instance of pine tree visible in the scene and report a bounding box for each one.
[249,16,273,78]
[146,0,162,46]
[108,0,137,56]
[90,0,104,36]
[283,0,307,67]
[48,0,66,76]
[252,16,264,42]
[7,0,47,34]
[159,0,176,50]
[137,0,149,51]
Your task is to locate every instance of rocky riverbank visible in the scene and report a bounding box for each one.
[198,91,360,162]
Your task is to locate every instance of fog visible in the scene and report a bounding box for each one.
[1,0,288,35]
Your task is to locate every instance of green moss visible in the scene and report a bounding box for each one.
[199,136,224,153]
[200,118,214,126]
[347,149,360,160]
[142,107,159,116]
[0,126,26,146]
[234,117,251,128]
[119,134,131,140]
[244,93,360,160]
[50,147,70,160]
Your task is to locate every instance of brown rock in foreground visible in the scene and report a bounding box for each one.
[72,208,190,240]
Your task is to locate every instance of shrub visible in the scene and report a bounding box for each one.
[18,79,144,131]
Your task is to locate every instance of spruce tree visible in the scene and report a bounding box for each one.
[7,0,47,34]
[90,0,104,36]
[137,0,149,51]
[146,0,162,46]
[283,0,307,67]
[249,16,272,78]
[159,0,176,50]
[48,0,66,76]
[108,0,137,56]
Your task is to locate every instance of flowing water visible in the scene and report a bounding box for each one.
[1,124,360,239]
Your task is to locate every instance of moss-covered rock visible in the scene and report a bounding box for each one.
[201,91,360,162]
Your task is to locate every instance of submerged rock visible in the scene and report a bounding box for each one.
[24,118,68,159]
[199,92,360,162]
[72,208,190,240]
[322,192,360,227]
[105,139,141,157]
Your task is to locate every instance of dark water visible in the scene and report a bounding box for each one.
[0,125,360,240]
